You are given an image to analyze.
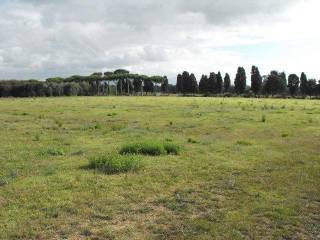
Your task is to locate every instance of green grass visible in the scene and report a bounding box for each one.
[119,141,180,156]
[0,96,319,239]
[88,154,142,174]
[119,141,165,156]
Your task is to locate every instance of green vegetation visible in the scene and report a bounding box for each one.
[0,97,319,239]
[119,141,180,156]
[88,154,142,174]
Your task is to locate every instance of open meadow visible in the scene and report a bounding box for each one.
[0,97,319,239]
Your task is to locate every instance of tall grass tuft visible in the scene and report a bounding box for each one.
[88,154,141,174]
[164,142,181,155]
[119,141,181,156]
[119,141,165,156]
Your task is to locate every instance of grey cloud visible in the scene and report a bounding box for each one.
[0,0,302,80]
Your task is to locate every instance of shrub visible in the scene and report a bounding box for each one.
[119,142,165,156]
[164,143,180,155]
[88,154,141,174]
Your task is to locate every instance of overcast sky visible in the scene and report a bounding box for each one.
[0,0,319,82]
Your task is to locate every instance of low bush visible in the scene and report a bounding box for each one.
[88,154,141,174]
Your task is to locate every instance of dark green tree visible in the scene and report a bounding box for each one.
[251,66,262,95]
[216,72,223,93]
[279,72,287,93]
[176,74,183,93]
[207,72,216,94]
[300,72,308,96]
[161,76,169,93]
[199,75,208,93]
[264,71,281,96]
[143,79,154,94]
[189,73,198,94]
[224,73,231,93]
[234,67,246,94]
[306,79,317,97]
[181,71,190,94]
[133,78,142,93]
[288,74,299,96]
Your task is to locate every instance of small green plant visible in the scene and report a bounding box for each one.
[94,124,102,129]
[281,133,289,138]
[261,114,266,123]
[88,154,141,174]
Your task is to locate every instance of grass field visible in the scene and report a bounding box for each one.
[0,97,319,240]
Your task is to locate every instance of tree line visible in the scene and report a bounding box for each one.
[176,66,320,97]
[0,70,171,97]
[0,66,319,98]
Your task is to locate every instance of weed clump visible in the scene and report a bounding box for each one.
[261,114,266,123]
[120,141,181,156]
[120,142,165,156]
[88,154,141,174]
[163,143,180,155]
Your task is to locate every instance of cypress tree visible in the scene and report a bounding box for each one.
[234,67,246,94]
[199,75,208,93]
[216,72,223,93]
[176,74,183,93]
[224,73,231,93]
[251,66,262,95]
[288,74,299,96]
[207,72,216,94]
[189,73,198,94]
[300,72,308,96]
[279,72,287,93]
[181,71,190,94]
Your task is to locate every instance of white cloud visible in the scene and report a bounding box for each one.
[0,0,319,82]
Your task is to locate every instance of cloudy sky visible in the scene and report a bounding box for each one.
[0,0,319,82]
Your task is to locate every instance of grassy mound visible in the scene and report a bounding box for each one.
[119,141,180,156]
[88,154,141,174]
